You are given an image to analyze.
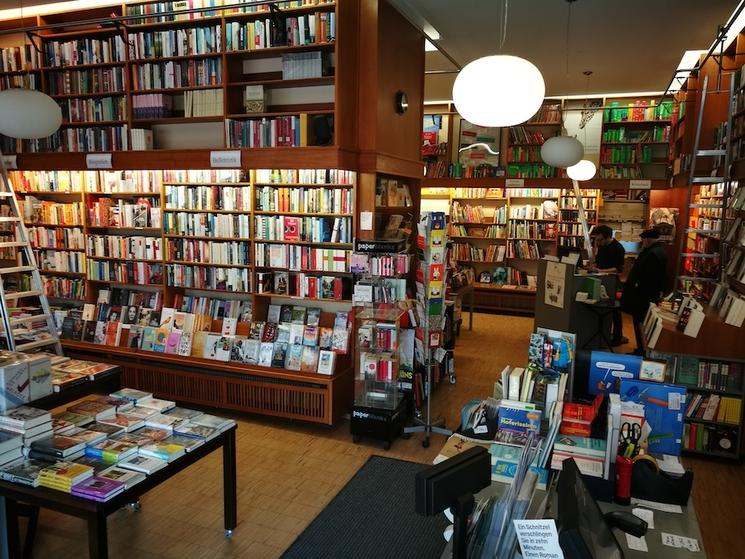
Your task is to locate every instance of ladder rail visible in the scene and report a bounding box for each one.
[0,152,63,355]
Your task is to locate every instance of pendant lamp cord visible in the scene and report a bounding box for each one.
[565,0,572,74]
[499,0,509,52]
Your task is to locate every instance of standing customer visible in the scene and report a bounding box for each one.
[588,225,627,346]
[621,228,668,354]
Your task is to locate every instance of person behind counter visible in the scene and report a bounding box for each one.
[587,225,627,346]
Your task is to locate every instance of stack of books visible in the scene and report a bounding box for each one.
[38,461,94,493]
[0,429,23,467]
[551,434,607,478]
[0,406,53,451]
[70,475,126,502]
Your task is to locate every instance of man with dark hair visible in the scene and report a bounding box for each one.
[588,224,627,346]
[621,228,668,355]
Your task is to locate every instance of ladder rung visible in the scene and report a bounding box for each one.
[0,193,15,197]
[688,204,722,208]
[692,177,725,183]
[16,338,58,352]
[4,290,42,300]
[680,253,719,258]
[696,149,726,156]
[0,266,35,274]
[9,314,51,327]
[0,242,26,248]
[685,228,720,234]
[0,217,20,222]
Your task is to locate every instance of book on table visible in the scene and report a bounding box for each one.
[139,441,186,462]
[0,459,48,487]
[98,465,146,489]
[98,413,146,432]
[174,422,219,441]
[30,435,87,459]
[117,454,168,475]
[163,434,205,452]
[0,429,22,455]
[191,414,235,432]
[0,407,52,431]
[71,475,126,502]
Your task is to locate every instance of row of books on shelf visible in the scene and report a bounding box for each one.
[558,223,588,236]
[34,250,85,274]
[598,166,644,179]
[224,12,335,51]
[506,240,542,260]
[507,221,556,239]
[451,242,505,263]
[451,202,503,224]
[0,388,237,499]
[40,277,86,300]
[0,75,37,90]
[44,37,127,68]
[558,237,587,249]
[0,45,39,73]
[601,126,670,143]
[61,96,126,124]
[256,270,349,300]
[507,188,561,198]
[166,184,251,211]
[254,215,351,243]
[255,243,350,272]
[12,171,108,193]
[684,393,741,425]
[131,59,222,90]
[47,67,125,96]
[352,278,407,305]
[709,283,745,328]
[450,224,506,239]
[506,146,545,163]
[131,129,154,151]
[350,253,410,277]
[129,26,221,60]
[87,235,164,261]
[87,261,163,286]
[600,145,659,164]
[124,0,334,22]
[131,93,173,119]
[166,264,250,291]
[167,238,250,265]
[724,248,745,285]
[507,127,549,145]
[509,204,551,220]
[87,198,161,228]
[255,185,352,214]
[226,115,312,148]
[374,177,412,208]
[527,103,561,124]
[164,212,250,237]
[603,100,673,123]
[682,422,737,455]
[28,227,85,250]
[725,216,745,248]
[505,163,555,179]
[4,125,129,153]
[23,198,83,226]
[255,168,353,185]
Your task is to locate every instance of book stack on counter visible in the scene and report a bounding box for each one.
[49,357,119,393]
[0,388,235,501]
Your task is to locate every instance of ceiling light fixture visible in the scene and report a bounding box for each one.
[567,159,596,181]
[451,0,545,127]
[0,0,61,140]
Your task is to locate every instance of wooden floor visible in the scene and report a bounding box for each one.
[21,312,745,558]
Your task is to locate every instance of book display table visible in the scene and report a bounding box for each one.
[0,425,237,559]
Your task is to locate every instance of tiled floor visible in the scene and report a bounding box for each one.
[19,313,745,558]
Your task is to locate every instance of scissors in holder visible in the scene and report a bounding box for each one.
[620,422,642,458]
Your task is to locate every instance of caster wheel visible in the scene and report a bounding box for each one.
[130,501,141,512]
[449,375,456,384]
[352,434,360,444]
[225,529,234,538]
[422,438,430,448]
[383,441,391,450]
[401,433,411,440]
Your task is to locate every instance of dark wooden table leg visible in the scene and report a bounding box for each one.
[222,429,237,536]
[87,510,108,559]
[4,497,21,559]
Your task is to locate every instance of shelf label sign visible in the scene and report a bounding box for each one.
[629,179,651,189]
[210,150,241,168]
[505,178,525,188]
[86,153,112,169]
[1,155,17,170]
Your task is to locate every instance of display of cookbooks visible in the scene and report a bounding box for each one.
[354,307,404,409]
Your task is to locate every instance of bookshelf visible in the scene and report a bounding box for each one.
[506,101,562,179]
[599,97,673,180]
[7,166,356,425]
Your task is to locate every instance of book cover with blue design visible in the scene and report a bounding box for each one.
[497,406,542,434]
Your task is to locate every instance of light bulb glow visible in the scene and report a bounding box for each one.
[567,159,597,181]
[452,55,545,127]
[540,136,584,168]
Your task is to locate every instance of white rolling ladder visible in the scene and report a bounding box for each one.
[0,156,62,355]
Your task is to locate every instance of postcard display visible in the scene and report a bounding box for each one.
[404,212,452,447]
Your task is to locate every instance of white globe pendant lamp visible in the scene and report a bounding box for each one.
[540,136,584,168]
[0,88,62,139]
[452,55,546,127]
[567,159,597,181]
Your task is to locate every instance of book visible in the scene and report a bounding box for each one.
[497,405,542,434]
[279,305,293,323]
[267,304,281,324]
[109,388,153,404]
[289,323,305,345]
[0,458,48,487]
[86,422,126,437]
[258,342,274,366]
[52,410,94,428]
[249,321,265,340]
[0,407,52,430]
[131,426,170,442]
[163,434,204,452]
[276,323,291,343]
[300,346,319,372]
[118,454,167,475]
[174,422,219,441]
[67,400,116,421]
[553,435,607,458]
[136,397,176,413]
[303,325,319,346]
[319,327,333,349]
[306,307,322,327]
[63,427,107,446]
[71,475,126,501]
[191,414,234,432]
[98,413,146,433]
[98,465,146,489]
[0,429,22,455]
[38,461,93,487]
[165,407,203,422]
[85,439,138,463]
[317,349,336,375]
[145,413,184,432]
[139,441,186,462]
[291,306,307,324]
[285,344,304,370]
[271,342,288,368]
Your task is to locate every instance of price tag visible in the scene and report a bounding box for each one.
[86,153,112,169]
[505,178,525,188]
[1,155,17,169]
[210,150,241,168]
[629,179,651,189]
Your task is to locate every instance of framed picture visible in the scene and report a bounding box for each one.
[479,271,492,284]
[458,119,501,168]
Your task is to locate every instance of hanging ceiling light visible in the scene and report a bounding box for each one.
[540,136,583,168]
[567,159,597,181]
[0,0,62,140]
[451,1,545,127]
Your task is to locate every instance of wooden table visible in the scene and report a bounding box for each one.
[1,425,237,559]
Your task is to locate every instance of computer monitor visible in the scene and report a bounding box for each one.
[556,458,624,559]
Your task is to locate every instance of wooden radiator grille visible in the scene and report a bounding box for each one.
[137,366,225,406]
[225,380,327,422]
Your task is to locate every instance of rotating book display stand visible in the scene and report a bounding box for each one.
[405,212,452,447]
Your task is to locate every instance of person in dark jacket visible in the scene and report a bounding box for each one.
[621,228,668,354]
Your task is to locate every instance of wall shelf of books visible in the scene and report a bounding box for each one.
[505,101,562,179]
[7,165,356,424]
[0,0,340,156]
[599,97,673,180]
[445,186,600,314]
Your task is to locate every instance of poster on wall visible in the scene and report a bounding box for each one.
[458,120,500,167]
[544,262,566,309]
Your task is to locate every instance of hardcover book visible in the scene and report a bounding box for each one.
[71,475,125,501]
[258,342,274,366]
[118,454,167,475]
[98,465,146,489]
[285,344,304,371]
[300,347,319,373]
[271,342,288,368]
[174,422,219,441]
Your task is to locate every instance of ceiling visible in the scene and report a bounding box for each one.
[391,0,740,101]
